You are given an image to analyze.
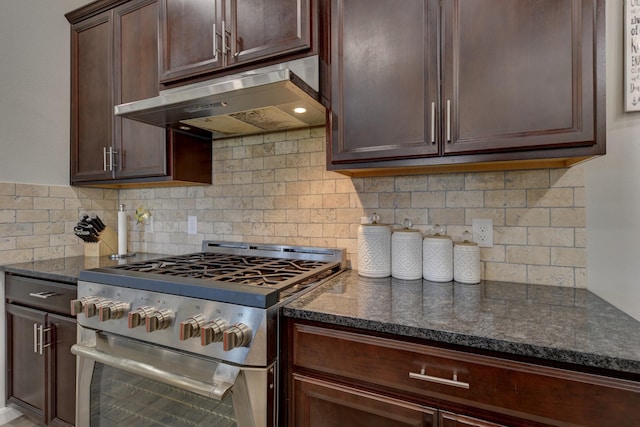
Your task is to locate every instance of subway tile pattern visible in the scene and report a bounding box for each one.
[0,127,587,287]
[119,127,587,288]
[0,182,118,264]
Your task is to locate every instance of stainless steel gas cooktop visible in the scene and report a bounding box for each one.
[79,241,347,308]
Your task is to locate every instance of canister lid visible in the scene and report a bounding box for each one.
[393,218,422,233]
[360,212,389,227]
[455,230,478,246]
[424,224,450,239]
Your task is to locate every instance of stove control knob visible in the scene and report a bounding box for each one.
[83,297,107,318]
[98,301,129,321]
[70,296,99,316]
[146,309,172,333]
[200,319,226,346]
[179,314,206,340]
[128,306,155,329]
[223,323,252,351]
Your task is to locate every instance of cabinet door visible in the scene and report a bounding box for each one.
[6,304,47,422]
[292,375,437,427]
[229,0,312,66]
[70,12,113,183]
[48,313,77,427]
[442,0,598,154]
[114,0,167,179]
[159,0,224,82]
[329,0,439,164]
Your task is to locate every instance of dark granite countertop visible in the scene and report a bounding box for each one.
[284,270,640,376]
[1,254,164,283]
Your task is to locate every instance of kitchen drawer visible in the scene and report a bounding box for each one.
[6,274,76,316]
[291,323,640,426]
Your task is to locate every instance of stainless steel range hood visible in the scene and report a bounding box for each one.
[114,56,326,140]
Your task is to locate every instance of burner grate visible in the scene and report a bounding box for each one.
[113,253,338,289]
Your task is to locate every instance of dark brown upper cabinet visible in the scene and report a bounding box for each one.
[159,0,314,84]
[327,0,605,176]
[68,0,212,188]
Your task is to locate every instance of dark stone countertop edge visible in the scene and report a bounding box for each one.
[282,307,640,376]
[1,263,80,284]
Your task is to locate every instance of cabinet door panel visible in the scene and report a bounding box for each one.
[48,313,77,426]
[6,304,47,420]
[231,0,311,65]
[330,0,439,163]
[443,0,596,154]
[114,0,167,179]
[71,13,113,183]
[293,375,437,427]
[159,0,224,82]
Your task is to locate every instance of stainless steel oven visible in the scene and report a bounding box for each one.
[70,242,345,427]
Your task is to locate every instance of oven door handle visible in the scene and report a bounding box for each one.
[71,343,234,401]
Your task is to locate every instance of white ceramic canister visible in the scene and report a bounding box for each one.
[391,219,423,280]
[422,225,453,282]
[453,232,481,284]
[357,213,392,278]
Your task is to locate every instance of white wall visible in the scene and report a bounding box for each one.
[587,0,640,321]
[0,0,91,185]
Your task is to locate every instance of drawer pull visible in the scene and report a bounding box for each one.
[409,368,470,389]
[29,291,57,299]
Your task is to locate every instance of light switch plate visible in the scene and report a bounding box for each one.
[187,216,197,235]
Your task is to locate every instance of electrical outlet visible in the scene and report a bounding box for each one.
[187,216,197,235]
[472,219,493,247]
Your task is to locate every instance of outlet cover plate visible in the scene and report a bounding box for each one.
[472,219,493,247]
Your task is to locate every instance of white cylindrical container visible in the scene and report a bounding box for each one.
[117,204,128,256]
[454,238,481,284]
[357,213,391,278]
[422,226,453,282]
[391,220,422,280]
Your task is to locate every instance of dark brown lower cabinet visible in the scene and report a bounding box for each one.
[6,275,77,427]
[293,374,438,427]
[287,320,640,427]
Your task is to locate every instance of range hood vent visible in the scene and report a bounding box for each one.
[114,56,326,140]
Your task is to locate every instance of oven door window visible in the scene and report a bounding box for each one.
[90,362,237,427]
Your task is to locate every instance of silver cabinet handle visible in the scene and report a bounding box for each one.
[409,368,470,389]
[446,99,451,143]
[213,24,219,61]
[430,102,436,144]
[29,291,57,299]
[33,323,38,353]
[104,147,116,171]
[221,20,230,55]
[110,147,117,170]
[33,323,52,355]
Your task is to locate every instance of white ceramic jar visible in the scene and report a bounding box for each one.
[391,220,423,280]
[357,213,391,278]
[453,234,480,284]
[422,225,453,282]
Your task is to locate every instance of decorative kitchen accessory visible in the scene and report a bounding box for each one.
[357,213,392,278]
[111,204,136,259]
[391,219,423,280]
[422,224,453,282]
[75,214,118,257]
[117,204,127,256]
[454,231,481,284]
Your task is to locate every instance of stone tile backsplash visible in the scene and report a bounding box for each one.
[0,127,586,287]
[0,183,118,263]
